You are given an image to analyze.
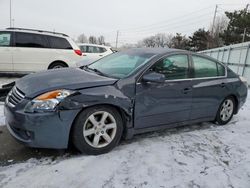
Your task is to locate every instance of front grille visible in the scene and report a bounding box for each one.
[7,86,25,107]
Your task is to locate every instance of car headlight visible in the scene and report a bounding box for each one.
[25,89,75,112]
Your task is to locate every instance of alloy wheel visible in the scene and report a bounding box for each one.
[220,99,234,122]
[83,111,117,148]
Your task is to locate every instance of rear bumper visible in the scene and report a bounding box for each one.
[236,84,248,113]
[4,104,80,149]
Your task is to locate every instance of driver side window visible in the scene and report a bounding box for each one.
[151,54,189,80]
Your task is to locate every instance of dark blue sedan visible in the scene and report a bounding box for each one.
[4,48,248,155]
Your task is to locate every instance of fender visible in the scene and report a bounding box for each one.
[59,85,135,139]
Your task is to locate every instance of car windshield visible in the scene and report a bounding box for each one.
[86,51,156,78]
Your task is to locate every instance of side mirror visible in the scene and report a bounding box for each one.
[142,72,165,83]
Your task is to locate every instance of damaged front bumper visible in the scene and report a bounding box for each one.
[4,101,81,149]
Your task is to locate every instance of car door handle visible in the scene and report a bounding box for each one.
[99,55,103,57]
[220,83,225,88]
[183,87,192,94]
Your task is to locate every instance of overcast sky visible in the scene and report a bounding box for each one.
[0,0,249,46]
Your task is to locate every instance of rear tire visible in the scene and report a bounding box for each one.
[72,106,123,155]
[215,96,235,125]
[48,62,67,69]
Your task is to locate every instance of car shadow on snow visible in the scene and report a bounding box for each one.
[0,118,238,167]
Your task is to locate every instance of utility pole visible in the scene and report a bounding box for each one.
[244,3,249,13]
[242,4,249,43]
[115,30,119,49]
[9,0,12,27]
[12,19,15,28]
[211,4,218,36]
[208,4,218,49]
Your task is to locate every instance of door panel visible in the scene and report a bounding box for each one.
[12,47,53,72]
[134,54,192,129]
[12,32,51,72]
[190,55,228,119]
[134,80,192,129]
[191,78,228,119]
[0,47,12,72]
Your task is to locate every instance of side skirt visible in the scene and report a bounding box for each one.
[124,117,214,140]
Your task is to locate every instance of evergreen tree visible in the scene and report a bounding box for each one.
[220,9,250,45]
[189,29,211,51]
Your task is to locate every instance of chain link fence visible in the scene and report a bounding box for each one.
[200,41,250,85]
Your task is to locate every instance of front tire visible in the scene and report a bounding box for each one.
[215,96,235,125]
[72,106,123,155]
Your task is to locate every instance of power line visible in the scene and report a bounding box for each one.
[119,3,248,34]
[119,16,213,38]
[107,3,249,46]
[217,3,248,6]
[119,11,214,34]
[120,5,214,32]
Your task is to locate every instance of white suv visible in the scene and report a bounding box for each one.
[0,28,82,73]
[77,43,113,66]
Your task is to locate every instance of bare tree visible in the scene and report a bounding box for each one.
[165,34,174,47]
[137,33,171,48]
[77,33,88,43]
[209,15,228,47]
[143,36,156,47]
[154,33,168,47]
[98,36,105,45]
[89,36,97,44]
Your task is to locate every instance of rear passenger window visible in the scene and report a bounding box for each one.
[80,45,87,52]
[93,47,99,53]
[86,46,93,53]
[15,33,48,48]
[152,55,189,80]
[87,46,100,53]
[99,47,107,53]
[48,36,72,50]
[192,56,218,78]
[0,32,11,46]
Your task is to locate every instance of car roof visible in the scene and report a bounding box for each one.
[1,28,69,38]
[122,47,187,56]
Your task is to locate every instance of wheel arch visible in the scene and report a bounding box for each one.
[48,60,69,69]
[68,103,133,146]
[227,94,239,114]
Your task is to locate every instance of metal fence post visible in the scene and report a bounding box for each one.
[216,49,220,60]
[221,49,225,62]
[242,44,250,76]
[226,47,231,67]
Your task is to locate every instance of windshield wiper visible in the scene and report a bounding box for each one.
[82,66,109,77]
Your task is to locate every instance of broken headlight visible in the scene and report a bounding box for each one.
[24,89,75,112]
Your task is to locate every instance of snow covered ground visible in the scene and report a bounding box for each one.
[0,77,250,188]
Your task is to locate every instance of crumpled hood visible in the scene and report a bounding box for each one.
[16,68,118,98]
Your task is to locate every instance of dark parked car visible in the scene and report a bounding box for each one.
[4,48,248,155]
